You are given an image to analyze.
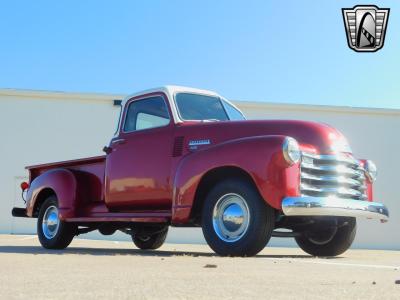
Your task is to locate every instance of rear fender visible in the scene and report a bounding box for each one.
[26,168,77,219]
[172,135,301,224]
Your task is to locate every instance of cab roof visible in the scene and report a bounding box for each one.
[121,85,221,106]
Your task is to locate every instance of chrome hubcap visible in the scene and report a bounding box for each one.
[212,193,250,242]
[42,205,60,239]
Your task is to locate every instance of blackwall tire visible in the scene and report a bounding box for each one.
[295,218,357,257]
[37,196,76,249]
[201,178,275,257]
[132,227,168,250]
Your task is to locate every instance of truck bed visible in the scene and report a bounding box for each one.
[25,156,172,222]
[27,155,106,203]
[26,155,106,173]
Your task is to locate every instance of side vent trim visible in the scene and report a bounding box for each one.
[172,136,185,157]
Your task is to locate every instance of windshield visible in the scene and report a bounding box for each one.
[175,93,245,121]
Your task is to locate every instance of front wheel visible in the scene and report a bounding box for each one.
[295,218,357,257]
[201,178,275,257]
[37,196,76,249]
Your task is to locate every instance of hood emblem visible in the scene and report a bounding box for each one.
[189,139,211,150]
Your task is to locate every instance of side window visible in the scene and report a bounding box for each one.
[123,96,170,132]
[222,100,246,120]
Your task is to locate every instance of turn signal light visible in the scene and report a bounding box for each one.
[20,182,30,191]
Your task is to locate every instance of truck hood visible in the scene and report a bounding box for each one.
[177,120,351,154]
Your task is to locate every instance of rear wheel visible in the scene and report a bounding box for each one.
[201,178,275,257]
[295,218,357,256]
[132,227,168,250]
[37,196,76,249]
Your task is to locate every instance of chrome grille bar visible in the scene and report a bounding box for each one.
[300,152,367,201]
[301,173,366,188]
[302,152,359,165]
[301,162,365,178]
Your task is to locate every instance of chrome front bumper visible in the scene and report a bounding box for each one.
[282,197,389,222]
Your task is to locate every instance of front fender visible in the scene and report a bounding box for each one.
[26,168,77,219]
[172,135,301,223]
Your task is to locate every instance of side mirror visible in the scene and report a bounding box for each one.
[103,146,112,154]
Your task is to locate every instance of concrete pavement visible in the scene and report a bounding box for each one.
[0,234,399,299]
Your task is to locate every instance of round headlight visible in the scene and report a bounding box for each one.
[365,160,377,182]
[283,137,301,165]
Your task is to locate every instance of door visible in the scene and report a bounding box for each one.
[105,93,174,210]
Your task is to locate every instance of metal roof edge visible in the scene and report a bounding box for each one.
[234,100,400,116]
[0,88,124,102]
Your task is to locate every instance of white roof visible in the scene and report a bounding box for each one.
[121,85,221,106]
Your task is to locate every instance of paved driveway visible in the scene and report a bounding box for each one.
[0,235,399,299]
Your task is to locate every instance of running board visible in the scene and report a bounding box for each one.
[65,211,171,223]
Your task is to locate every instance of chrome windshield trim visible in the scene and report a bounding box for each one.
[282,197,389,222]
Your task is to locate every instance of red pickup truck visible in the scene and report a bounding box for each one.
[13,86,389,256]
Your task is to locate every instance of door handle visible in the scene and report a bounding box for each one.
[111,138,126,145]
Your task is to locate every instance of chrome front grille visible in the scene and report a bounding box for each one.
[300,152,367,200]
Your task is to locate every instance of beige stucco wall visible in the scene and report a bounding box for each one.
[0,90,121,235]
[0,89,398,250]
